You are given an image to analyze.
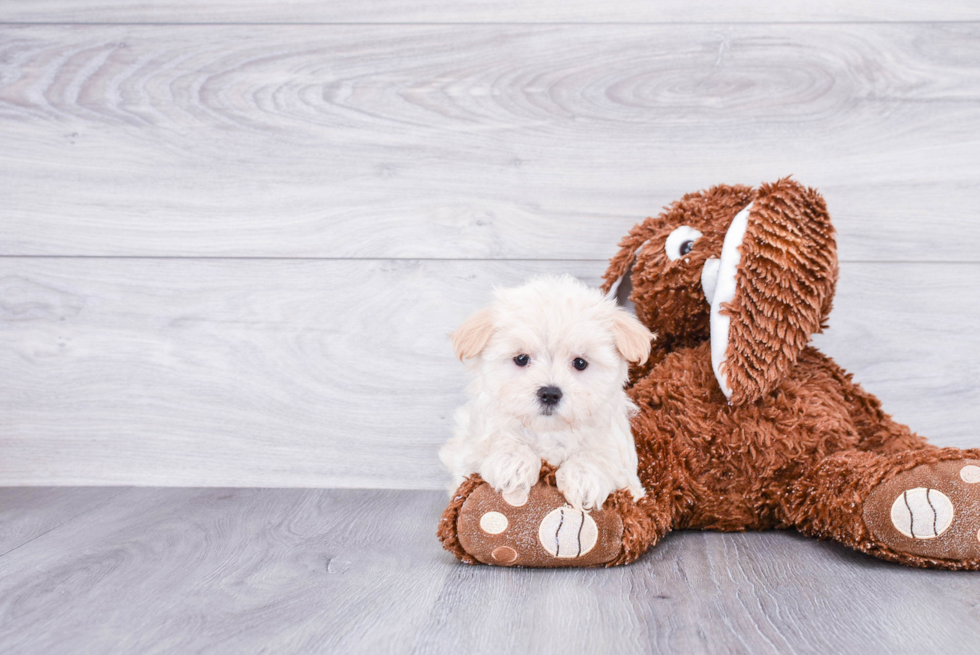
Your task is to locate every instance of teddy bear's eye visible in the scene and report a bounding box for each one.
[513,354,530,367]
[572,357,588,371]
[665,225,703,261]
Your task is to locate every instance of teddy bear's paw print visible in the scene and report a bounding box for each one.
[538,507,599,558]
[864,460,980,561]
[889,488,954,539]
[455,482,624,567]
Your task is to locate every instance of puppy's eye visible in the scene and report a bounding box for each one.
[572,357,588,371]
[513,354,530,367]
[665,225,703,261]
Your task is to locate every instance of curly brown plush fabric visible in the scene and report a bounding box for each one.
[437,473,487,564]
[440,178,980,570]
[722,181,837,404]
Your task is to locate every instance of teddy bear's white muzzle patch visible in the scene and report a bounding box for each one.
[707,202,753,399]
[701,257,720,305]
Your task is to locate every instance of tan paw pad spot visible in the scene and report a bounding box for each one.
[501,489,528,507]
[479,511,508,534]
[491,546,517,563]
[890,488,954,540]
[538,507,598,558]
[959,465,980,484]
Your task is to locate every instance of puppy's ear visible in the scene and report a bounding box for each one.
[611,309,655,365]
[451,309,495,360]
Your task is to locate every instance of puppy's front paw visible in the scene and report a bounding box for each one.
[556,461,616,511]
[480,448,541,507]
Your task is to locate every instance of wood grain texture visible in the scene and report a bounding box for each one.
[1,488,978,655]
[0,488,453,654]
[2,0,980,24]
[1,24,979,260]
[0,487,127,555]
[1,258,976,488]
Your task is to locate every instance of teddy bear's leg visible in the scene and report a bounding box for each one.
[845,393,937,454]
[822,355,937,454]
[437,466,671,567]
[787,447,980,569]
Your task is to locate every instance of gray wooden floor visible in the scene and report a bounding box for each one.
[1,487,978,655]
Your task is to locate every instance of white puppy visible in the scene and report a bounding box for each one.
[440,275,653,511]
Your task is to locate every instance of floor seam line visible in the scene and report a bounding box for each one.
[0,487,134,561]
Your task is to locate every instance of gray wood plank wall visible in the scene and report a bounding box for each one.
[1,3,978,487]
[2,1,980,23]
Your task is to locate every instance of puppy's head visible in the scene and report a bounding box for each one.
[452,275,653,432]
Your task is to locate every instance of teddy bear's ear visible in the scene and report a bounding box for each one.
[712,178,838,405]
[451,309,495,360]
[601,225,651,311]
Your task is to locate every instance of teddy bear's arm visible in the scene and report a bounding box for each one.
[438,465,673,567]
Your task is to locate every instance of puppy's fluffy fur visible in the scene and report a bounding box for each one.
[440,275,654,510]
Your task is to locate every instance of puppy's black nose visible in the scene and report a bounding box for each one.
[537,386,562,406]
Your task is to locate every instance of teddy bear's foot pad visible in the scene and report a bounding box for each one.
[864,460,980,560]
[456,482,623,567]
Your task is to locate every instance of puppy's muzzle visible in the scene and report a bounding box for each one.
[537,386,562,413]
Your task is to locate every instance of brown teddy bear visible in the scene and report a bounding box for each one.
[438,178,980,570]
